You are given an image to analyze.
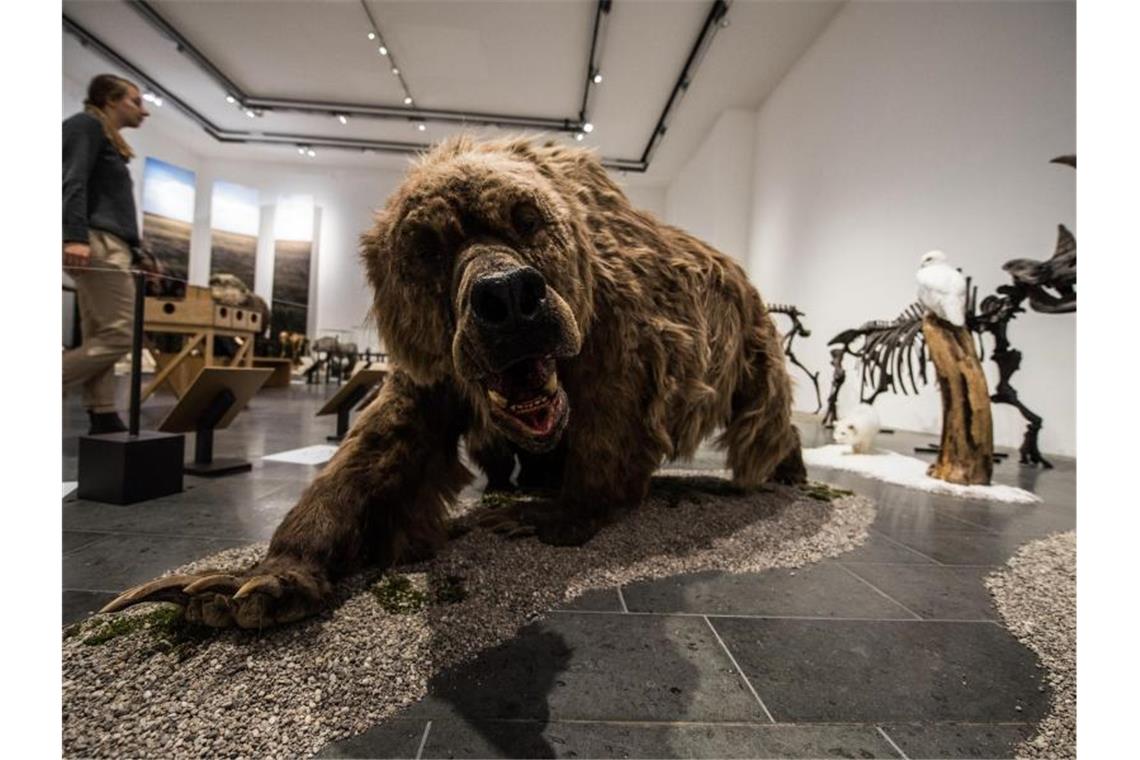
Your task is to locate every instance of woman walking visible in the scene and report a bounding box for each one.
[62,74,149,434]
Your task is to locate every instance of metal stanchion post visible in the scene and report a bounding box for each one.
[128,270,145,437]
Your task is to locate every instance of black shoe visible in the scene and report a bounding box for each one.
[88,411,128,435]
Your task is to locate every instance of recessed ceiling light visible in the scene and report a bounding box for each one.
[582,122,594,133]
[337,114,348,125]
[297,146,306,155]
[403,96,413,106]
[593,73,603,84]
[391,67,399,75]
[378,46,388,56]
[417,122,426,132]
[225,94,236,104]
[306,148,316,158]
[574,132,584,141]
[367,32,376,40]
[245,109,256,118]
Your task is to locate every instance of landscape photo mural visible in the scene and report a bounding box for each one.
[271,195,314,337]
[141,157,196,297]
[209,180,260,291]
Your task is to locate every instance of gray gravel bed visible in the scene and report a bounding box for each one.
[986,531,1076,759]
[63,473,874,758]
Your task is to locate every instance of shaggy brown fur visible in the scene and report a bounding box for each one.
[102,136,805,628]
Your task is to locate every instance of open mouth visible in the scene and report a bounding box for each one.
[484,355,569,446]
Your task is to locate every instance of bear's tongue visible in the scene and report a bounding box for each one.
[487,356,556,404]
[486,356,559,434]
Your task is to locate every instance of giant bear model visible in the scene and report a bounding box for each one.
[104,136,806,628]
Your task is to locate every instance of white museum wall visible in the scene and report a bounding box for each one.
[664,109,758,267]
[742,0,1076,456]
[621,183,667,220]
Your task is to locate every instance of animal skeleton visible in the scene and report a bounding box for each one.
[823,156,1076,467]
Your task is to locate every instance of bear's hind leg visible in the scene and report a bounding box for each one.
[723,319,806,488]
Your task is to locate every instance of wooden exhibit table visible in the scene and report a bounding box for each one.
[253,357,295,388]
[317,364,391,441]
[142,286,263,401]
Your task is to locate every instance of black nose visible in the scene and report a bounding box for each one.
[471,266,547,331]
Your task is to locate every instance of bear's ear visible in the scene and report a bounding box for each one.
[360,209,395,269]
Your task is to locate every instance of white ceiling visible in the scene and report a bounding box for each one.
[62,0,843,185]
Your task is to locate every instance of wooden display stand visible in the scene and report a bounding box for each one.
[316,365,389,441]
[158,366,272,476]
[142,286,261,401]
[922,314,994,485]
[253,357,294,388]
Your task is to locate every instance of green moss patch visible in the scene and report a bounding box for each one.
[371,573,469,614]
[69,606,213,661]
[371,574,430,614]
[478,491,518,510]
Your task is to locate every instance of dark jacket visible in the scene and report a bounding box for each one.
[62,112,140,247]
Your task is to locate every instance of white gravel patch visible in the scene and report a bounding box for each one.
[986,532,1075,759]
[62,473,875,758]
[804,444,1041,503]
[262,445,338,465]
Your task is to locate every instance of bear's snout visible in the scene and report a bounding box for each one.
[471,266,548,333]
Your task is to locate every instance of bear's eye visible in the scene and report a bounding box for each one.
[400,224,442,260]
[511,201,544,239]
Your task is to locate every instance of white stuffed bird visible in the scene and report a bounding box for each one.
[916,250,966,327]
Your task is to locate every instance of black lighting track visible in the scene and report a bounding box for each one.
[64,0,733,172]
[641,0,730,167]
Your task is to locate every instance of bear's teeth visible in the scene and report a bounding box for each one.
[543,371,558,394]
[488,389,508,408]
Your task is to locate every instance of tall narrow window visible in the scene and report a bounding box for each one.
[209,180,260,292]
[141,157,196,297]
[270,195,315,337]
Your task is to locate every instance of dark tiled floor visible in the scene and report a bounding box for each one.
[63,389,1074,758]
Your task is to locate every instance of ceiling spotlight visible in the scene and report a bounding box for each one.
[306,148,317,158]
[245,109,256,118]
[574,132,584,141]
[225,94,236,103]
[593,72,603,84]
[378,46,388,56]
[297,146,306,155]
[337,114,348,125]
[403,96,413,106]
[367,32,376,40]
[416,122,427,132]
[582,122,594,133]
[153,97,163,107]
[391,67,399,75]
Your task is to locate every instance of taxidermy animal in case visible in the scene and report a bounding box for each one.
[916,249,967,326]
[102,136,806,629]
[833,403,880,454]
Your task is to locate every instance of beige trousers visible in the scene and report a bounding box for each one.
[63,229,136,413]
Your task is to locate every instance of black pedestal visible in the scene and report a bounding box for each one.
[185,457,252,477]
[77,431,185,504]
[326,390,367,443]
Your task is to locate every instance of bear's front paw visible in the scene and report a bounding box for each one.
[99,557,331,629]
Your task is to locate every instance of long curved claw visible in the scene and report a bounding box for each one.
[100,562,331,630]
[234,575,284,600]
[183,574,243,595]
[98,574,203,614]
